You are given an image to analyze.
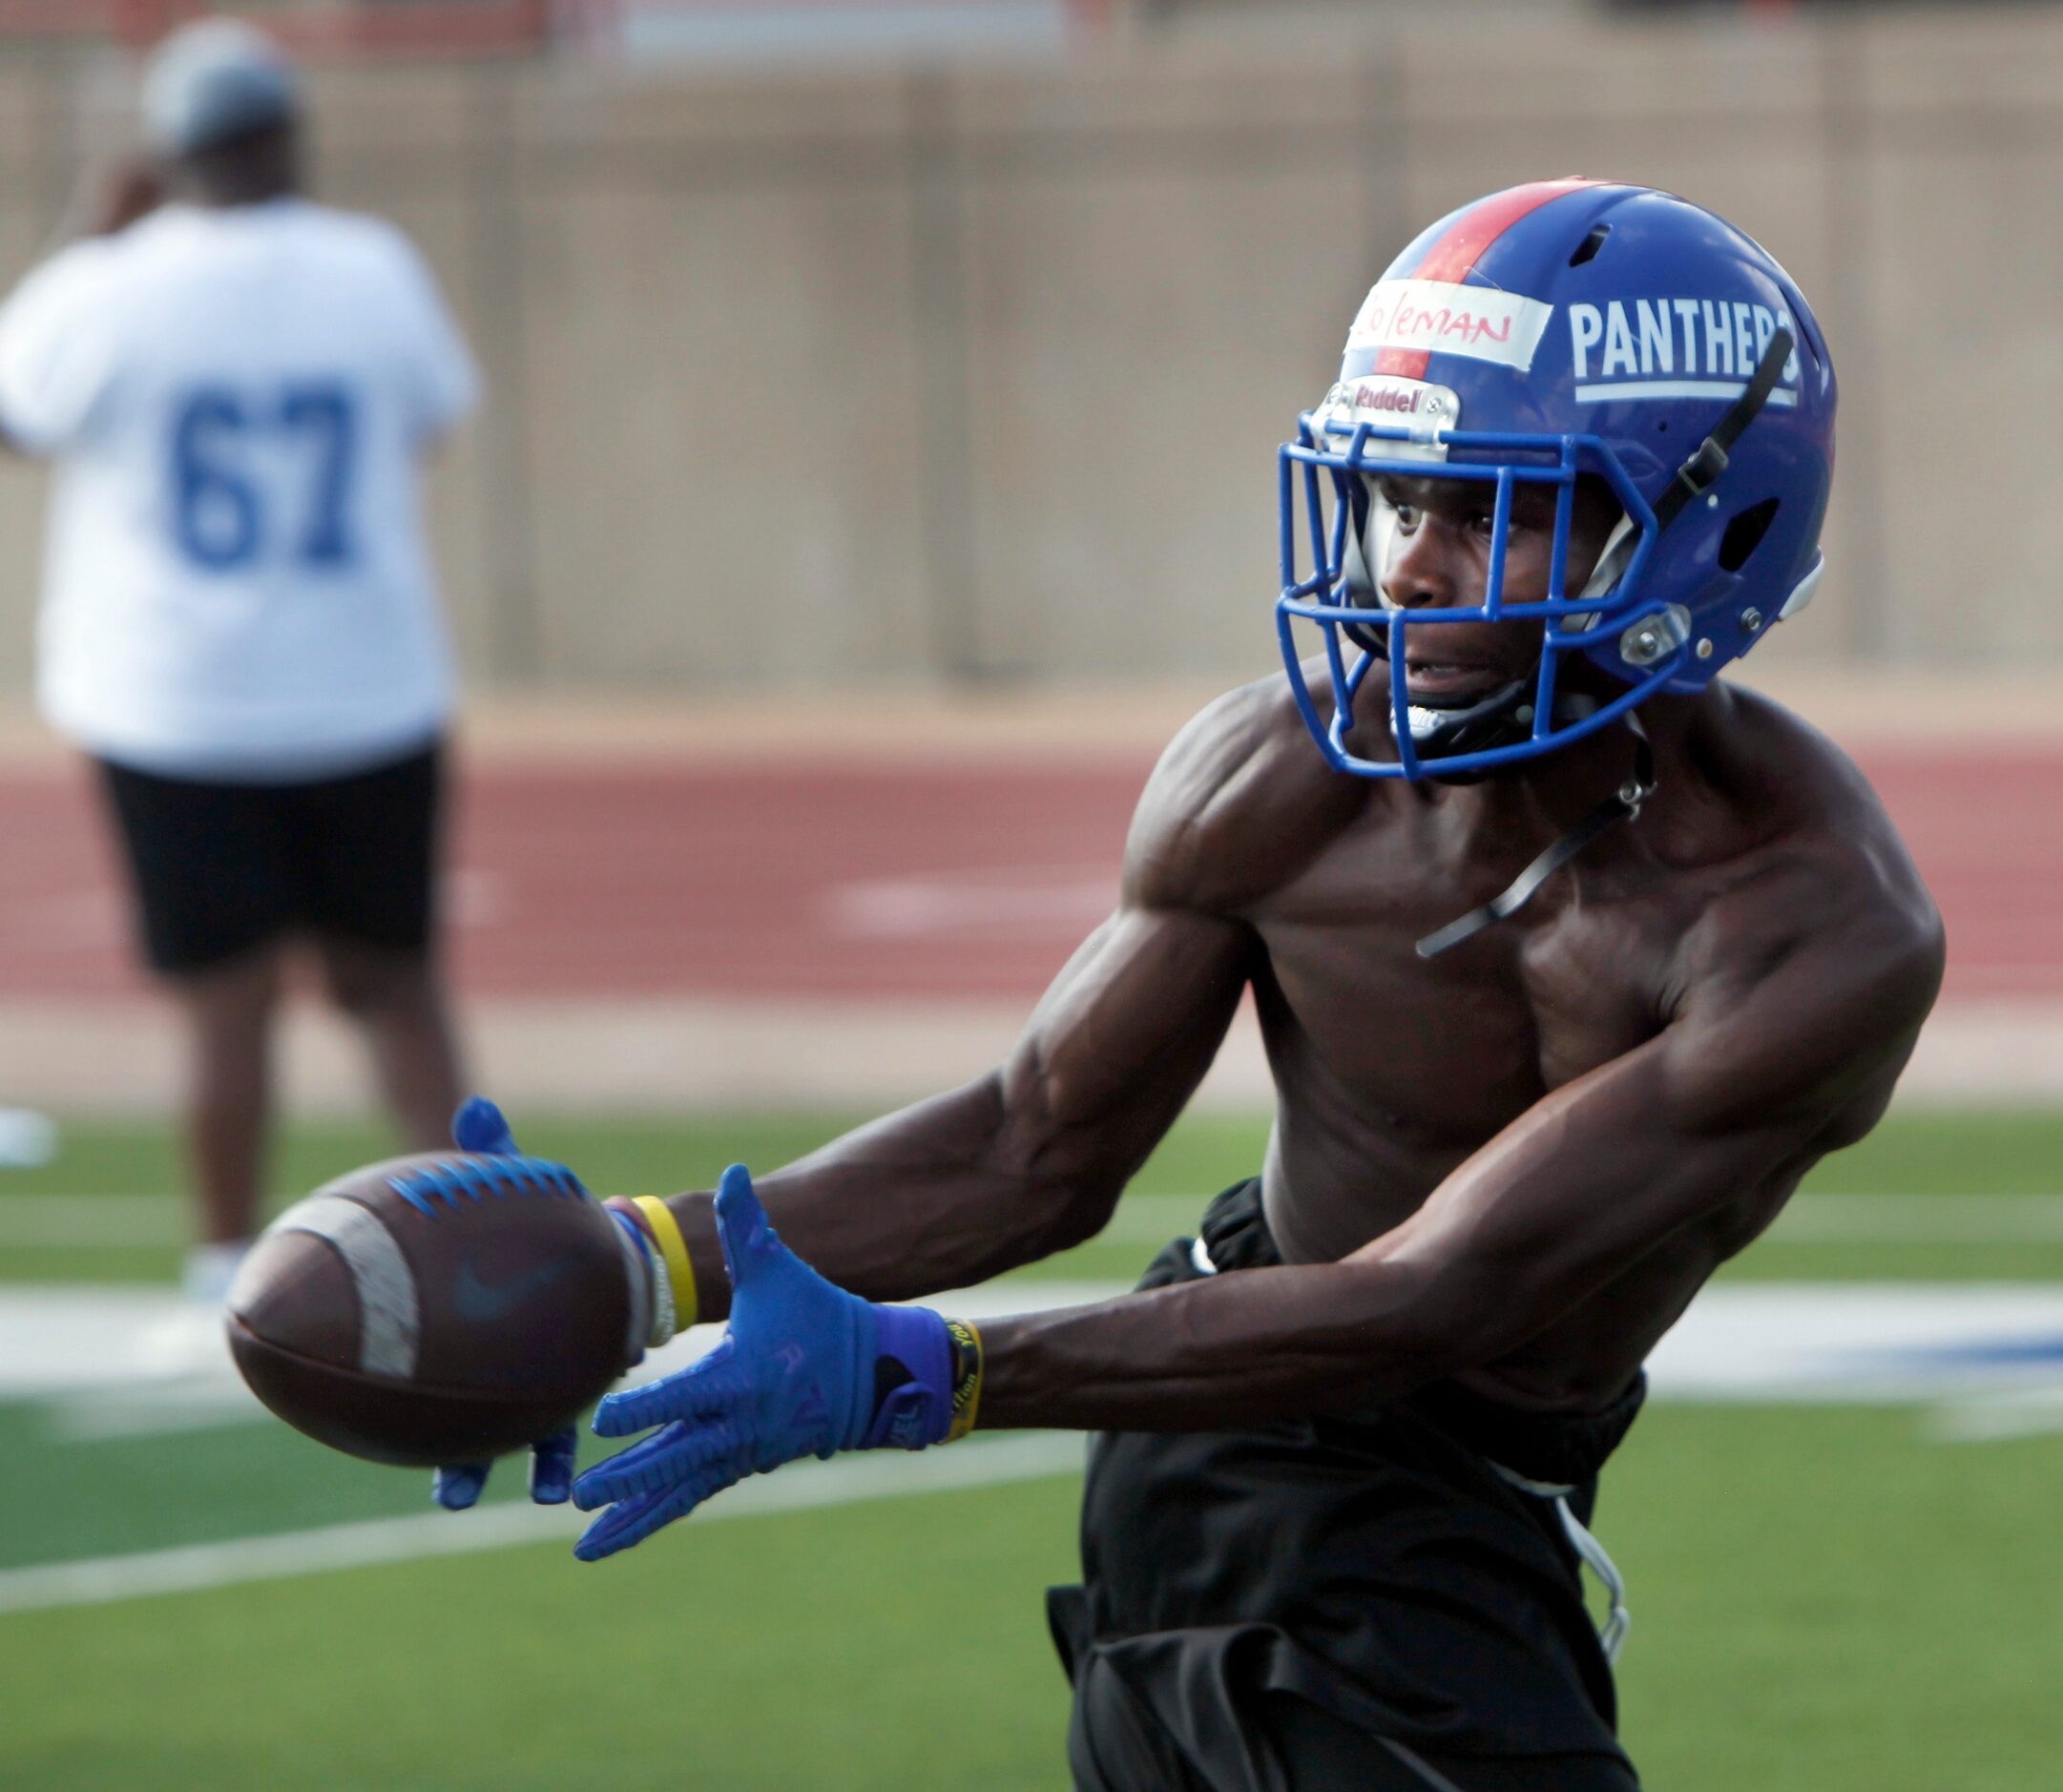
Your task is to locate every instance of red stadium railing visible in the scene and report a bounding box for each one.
[0,1,555,58]
[0,0,1115,59]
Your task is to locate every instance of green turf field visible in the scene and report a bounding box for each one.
[4,1108,2063,1789]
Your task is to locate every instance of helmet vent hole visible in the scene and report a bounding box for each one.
[1719,498,1781,573]
[1569,223,1611,267]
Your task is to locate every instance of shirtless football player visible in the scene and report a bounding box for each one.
[445,181,1943,1791]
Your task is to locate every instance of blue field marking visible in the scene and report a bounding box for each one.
[1898,1334,2063,1369]
[387,1156,586,1219]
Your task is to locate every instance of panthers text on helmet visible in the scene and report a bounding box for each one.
[1568,299,1804,392]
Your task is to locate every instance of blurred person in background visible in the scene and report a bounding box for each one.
[0,18,478,1350]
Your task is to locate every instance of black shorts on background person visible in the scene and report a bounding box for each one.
[97,740,444,976]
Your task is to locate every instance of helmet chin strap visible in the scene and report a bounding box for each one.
[1415,714,1656,960]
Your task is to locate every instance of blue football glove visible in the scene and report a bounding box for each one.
[569,1163,981,1562]
[429,1094,580,1511]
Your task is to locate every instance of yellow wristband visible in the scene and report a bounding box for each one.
[634,1197,698,1333]
[944,1318,984,1443]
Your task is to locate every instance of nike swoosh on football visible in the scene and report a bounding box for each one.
[451,1252,581,1323]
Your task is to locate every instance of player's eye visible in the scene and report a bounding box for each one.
[1391,503,1421,531]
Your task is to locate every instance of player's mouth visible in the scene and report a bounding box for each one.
[1402,658,1518,702]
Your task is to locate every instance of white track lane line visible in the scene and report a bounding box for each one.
[0,1196,185,1246]
[0,1431,1084,1617]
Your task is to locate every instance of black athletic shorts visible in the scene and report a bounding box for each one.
[95,738,445,976]
[1049,1179,1646,1792]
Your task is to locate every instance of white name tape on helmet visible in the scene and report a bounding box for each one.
[1347,280,1556,373]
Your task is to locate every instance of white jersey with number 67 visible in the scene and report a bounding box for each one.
[0,198,478,779]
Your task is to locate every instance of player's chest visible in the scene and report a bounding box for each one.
[1250,831,1674,1119]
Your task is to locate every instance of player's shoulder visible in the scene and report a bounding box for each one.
[2,231,123,316]
[0,232,136,372]
[78,201,420,291]
[1677,682,1945,1025]
[1709,681,1929,902]
[282,202,433,279]
[5,211,197,312]
[1124,671,1366,913]
[277,209,458,349]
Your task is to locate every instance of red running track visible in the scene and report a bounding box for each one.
[0,745,2052,1005]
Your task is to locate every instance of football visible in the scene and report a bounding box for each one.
[226,1151,637,1468]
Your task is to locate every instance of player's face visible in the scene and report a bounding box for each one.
[1371,473,1620,704]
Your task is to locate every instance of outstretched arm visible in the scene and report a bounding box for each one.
[974,880,1944,1432]
[726,906,1251,1302]
[648,699,1279,1323]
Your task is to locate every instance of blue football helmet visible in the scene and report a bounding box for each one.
[1276,178,1837,781]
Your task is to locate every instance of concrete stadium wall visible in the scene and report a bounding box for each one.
[0,5,2055,695]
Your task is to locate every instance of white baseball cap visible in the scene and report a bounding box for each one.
[142,18,300,159]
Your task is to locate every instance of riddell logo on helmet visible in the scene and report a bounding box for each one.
[1328,377,1461,450]
[1351,382,1426,414]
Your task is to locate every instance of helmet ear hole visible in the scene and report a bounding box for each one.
[1569,222,1611,267]
[1719,497,1781,573]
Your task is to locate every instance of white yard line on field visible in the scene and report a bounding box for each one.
[1768,1195,2063,1241]
[15,1192,2063,1252]
[16,1281,2063,1613]
[0,1431,1085,1617]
